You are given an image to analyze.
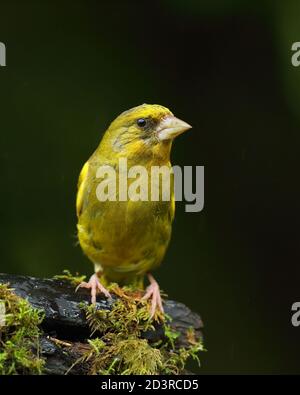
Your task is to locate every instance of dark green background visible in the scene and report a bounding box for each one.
[1,0,300,374]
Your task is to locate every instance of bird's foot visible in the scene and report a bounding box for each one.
[142,273,164,319]
[75,273,111,304]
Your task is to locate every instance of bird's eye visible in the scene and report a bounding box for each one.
[137,118,147,128]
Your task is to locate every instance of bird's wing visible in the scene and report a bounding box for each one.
[76,161,89,218]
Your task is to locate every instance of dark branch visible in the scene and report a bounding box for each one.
[0,273,203,375]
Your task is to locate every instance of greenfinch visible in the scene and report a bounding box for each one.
[76,104,191,316]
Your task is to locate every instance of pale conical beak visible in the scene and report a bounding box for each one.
[156,115,192,141]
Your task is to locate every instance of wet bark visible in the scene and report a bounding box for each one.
[0,273,203,375]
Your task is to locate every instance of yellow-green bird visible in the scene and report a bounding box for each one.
[76,104,191,316]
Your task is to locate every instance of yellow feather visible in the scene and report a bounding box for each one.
[76,161,89,218]
[76,104,190,286]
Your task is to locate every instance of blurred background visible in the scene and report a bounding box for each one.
[1,0,300,374]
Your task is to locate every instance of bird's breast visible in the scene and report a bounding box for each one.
[77,158,174,275]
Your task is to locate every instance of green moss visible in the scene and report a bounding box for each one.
[72,285,203,375]
[53,270,86,286]
[0,284,45,375]
[84,288,155,336]
[163,322,180,349]
[75,336,163,375]
[161,328,204,374]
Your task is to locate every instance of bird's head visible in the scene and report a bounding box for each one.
[100,104,192,163]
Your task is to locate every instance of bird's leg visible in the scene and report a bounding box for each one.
[142,273,164,318]
[75,273,111,304]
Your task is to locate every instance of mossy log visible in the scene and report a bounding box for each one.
[0,273,203,375]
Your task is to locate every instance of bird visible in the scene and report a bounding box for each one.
[75,104,192,317]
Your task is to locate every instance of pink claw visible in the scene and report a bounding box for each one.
[75,273,111,304]
[142,273,164,318]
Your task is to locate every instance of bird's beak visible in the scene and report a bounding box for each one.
[156,115,192,141]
